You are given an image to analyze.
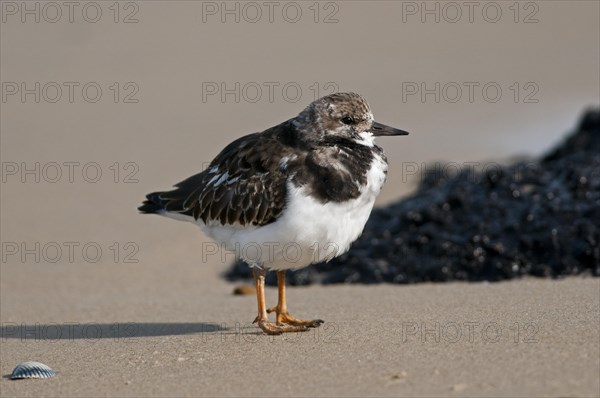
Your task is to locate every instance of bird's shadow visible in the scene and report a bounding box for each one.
[1,322,239,379]
[0,322,229,341]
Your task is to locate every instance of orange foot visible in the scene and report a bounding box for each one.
[266,307,324,328]
[254,318,312,335]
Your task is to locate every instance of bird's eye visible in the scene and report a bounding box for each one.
[341,116,356,125]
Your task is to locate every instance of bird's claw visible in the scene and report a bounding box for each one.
[253,310,324,330]
[257,319,311,335]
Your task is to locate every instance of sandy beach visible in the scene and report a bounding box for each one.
[1,256,598,397]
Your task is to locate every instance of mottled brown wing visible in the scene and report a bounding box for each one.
[145,131,290,227]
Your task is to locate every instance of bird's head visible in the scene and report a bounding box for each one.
[293,92,409,145]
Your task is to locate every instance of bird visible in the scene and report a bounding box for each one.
[139,92,409,335]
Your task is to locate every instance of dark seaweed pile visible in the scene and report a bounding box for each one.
[225,109,600,285]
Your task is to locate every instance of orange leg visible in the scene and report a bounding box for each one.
[266,271,324,328]
[252,268,313,335]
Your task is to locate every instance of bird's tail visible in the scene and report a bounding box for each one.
[138,192,166,214]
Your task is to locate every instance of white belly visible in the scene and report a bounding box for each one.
[198,153,388,270]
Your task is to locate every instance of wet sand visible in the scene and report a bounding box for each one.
[1,257,598,397]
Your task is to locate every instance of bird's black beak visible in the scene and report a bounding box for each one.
[370,121,410,137]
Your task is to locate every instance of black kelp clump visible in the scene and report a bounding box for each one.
[225,109,600,285]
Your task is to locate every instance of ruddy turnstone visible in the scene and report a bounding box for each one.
[139,92,409,335]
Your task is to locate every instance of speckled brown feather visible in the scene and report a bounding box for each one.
[147,124,296,226]
[139,92,393,227]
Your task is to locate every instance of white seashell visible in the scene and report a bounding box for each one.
[10,361,55,379]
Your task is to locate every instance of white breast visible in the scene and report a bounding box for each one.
[199,153,388,270]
